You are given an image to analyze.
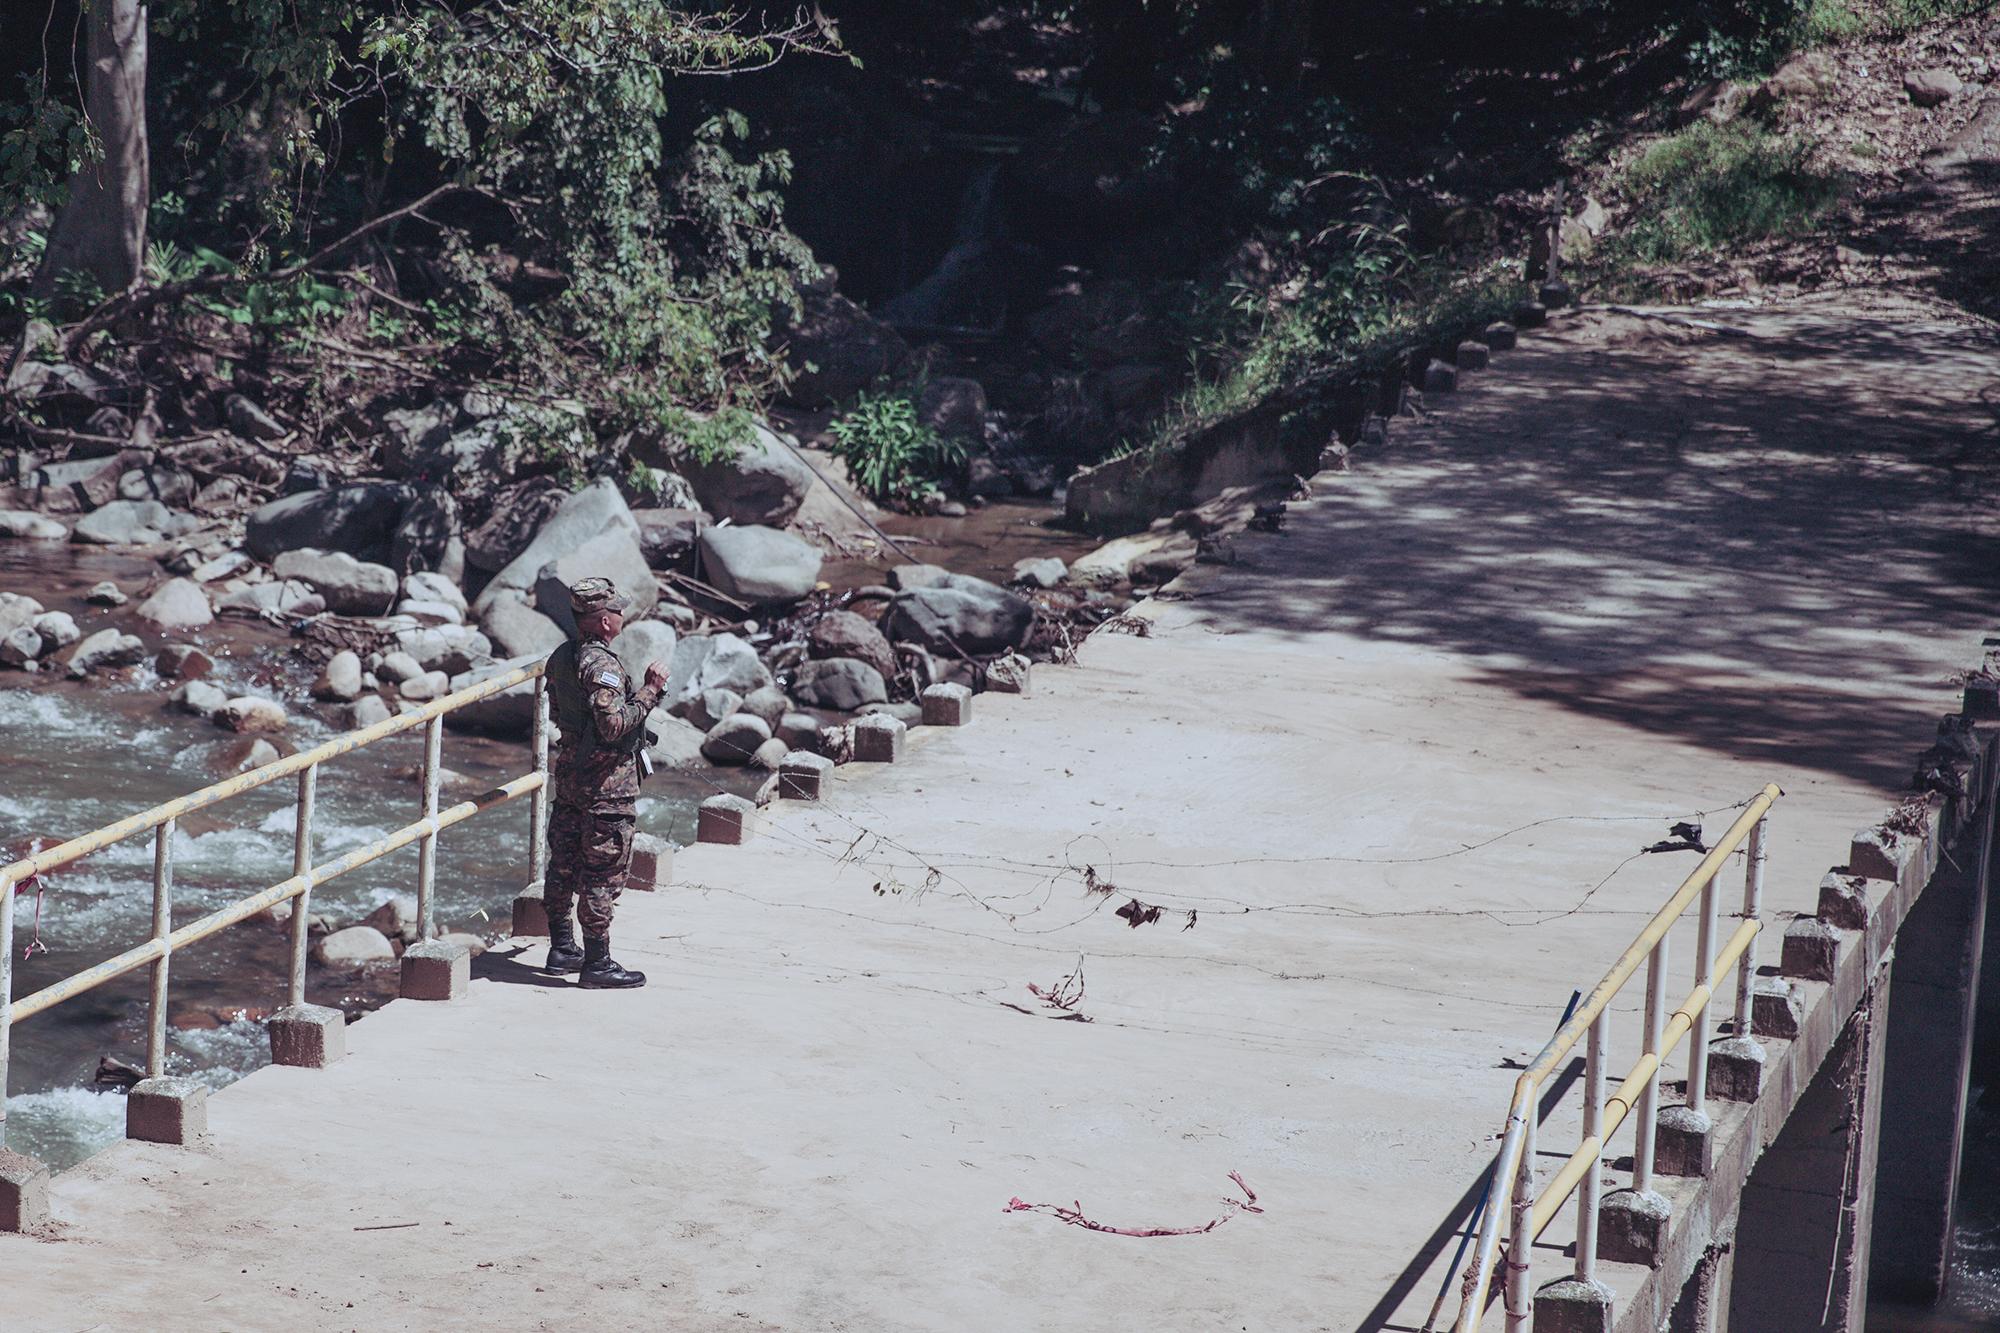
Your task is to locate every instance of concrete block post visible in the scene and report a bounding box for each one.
[512,883,550,937]
[1816,872,1873,931]
[1422,360,1458,394]
[1870,764,1993,1304]
[125,1076,209,1145]
[1483,320,1519,350]
[1598,1188,1672,1267]
[267,1002,346,1068]
[1963,677,1999,720]
[1514,301,1549,329]
[0,1149,51,1233]
[852,713,905,763]
[398,938,471,1001]
[1708,1036,1766,1102]
[697,794,756,845]
[627,833,673,890]
[1532,1276,1614,1333]
[1655,1103,1715,1178]
[778,751,833,801]
[1752,977,1804,1039]
[1782,918,1842,983]
[921,683,973,727]
[1456,339,1491,371]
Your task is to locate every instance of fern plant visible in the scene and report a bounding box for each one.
[826,391,966,509]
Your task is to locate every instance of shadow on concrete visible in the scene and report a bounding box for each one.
[472,944,572,988]
[1179,309,2000,796]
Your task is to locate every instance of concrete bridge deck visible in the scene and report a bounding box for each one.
[3,298,1997,1331]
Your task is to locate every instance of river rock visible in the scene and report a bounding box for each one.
[0,592,42,635]
[402,571,467,615]
[444,654,541,737]
[986,652,1031,694]
[645,710,708,769]
[245,481,413,563]
[805,610,897,681]
[790,658,888,710]
[312,650,364,702]
[474,478,652,619]
[681,422,813,527]
[1068,531,1198,588]
[918,376,988,445]
[0,626,41,667]
[134,578,213,631]
[481,593,566,659]
[666,632,772,704]
[179,735,281,776]
[118,465,195,505]
[313,925,396,968]
[376,651,423,684]
[777,284,909,407]
[155,643,214,680]
[85,581,127,606]
[225,392,287,441]
[169,679,230,718]
[530,526,658,634]
[1010,557,1067,589]
[1905,67,1962,107]
[880,574,1034,654]
[633,508,710,568]
[399,670,450,701]
[217,695,287,733]
[735,685,790,729]
[701,713,771,766]
[189,551,252,583]
[776,711,821,750]
[611,620,678,683]
[73,500,195,546]
[271,549,398,615]
[465,478,567,574]
[364,895,422,944]
[697,525,822,605]
[395,598,463,625]
[31,612,79,650]
[67,628,147,677]
[380,402,454,471]
[0,511,67,540]
[677,687,743,732]
[888,563,953,592]
[750,736,791,771]
[347,695,393,729]
[214,579,326,619]
[394,624,491,675]
[390,485,465,583]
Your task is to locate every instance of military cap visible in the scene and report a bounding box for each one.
[568,576,628,615]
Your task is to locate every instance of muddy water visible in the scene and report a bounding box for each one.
[0,545,752,1170]
[818,495,1104,589]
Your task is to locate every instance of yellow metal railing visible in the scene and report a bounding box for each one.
[1453,783,1782,1332]
[0,659,551,1178]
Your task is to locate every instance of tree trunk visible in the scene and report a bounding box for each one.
[35,0,150,302]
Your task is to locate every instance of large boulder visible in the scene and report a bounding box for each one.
[735,685,790,729]
[610,620,678,683]
[0,511,67,540]
[696,525,822,606]
[777,285,909,408]
[917,377,988,446]
[444,653,543,738]
[134,578,213,631]
[633,508,710,569]
[805,610,897,682]
[217,695,287,733]
[31,612,79,650]
[389,486,464,582]
[473,479,652,619]
[0,626,40,668]
[272,549,399,615]
[245,482,413,562]
[700,713,772,766]
[0,592,44,636]
[394,623,492,675]
[465,478,567,574]
[214,580,326,619]
[312,651,364,702]
[1904,67,1962,107]
[645,711,708,769]
[680,422,814,527]
[72,500,196,546]
[879,574,1034,655]
[313,925,396,968]
[67,629,147,677]
[177,735,281,776]
[480,593,566,659]
[402,571,467,616]
[665,632,772,704]
[379,402,454,472]
[531,527,657,636]
[790,658,888,711]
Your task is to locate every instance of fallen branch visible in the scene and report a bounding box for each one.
[1004,1172,1263,1237]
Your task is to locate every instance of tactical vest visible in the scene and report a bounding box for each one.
[546,639,641,763]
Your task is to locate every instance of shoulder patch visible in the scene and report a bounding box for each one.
[593,669,622,688]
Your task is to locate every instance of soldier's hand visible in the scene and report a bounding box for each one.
[644,661,669,692]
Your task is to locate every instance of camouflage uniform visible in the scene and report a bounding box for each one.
[544,593,664,942]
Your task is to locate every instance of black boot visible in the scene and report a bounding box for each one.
[544,913,584,975]
[576,934,646,989]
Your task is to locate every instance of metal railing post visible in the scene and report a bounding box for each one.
[417,715,443,941]
[287,764,317,1007]
[1733,817,1768,1037]
[0,869,14,1150]
[1634,936,1668,1192]
[1687,875,1718,1112]
[145,820,175,1077]
[1505,1112,1535,1331]
[1577,1011,1608,1282]
[529,676,550,886]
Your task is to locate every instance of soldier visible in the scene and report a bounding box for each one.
[542,577,668,989]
